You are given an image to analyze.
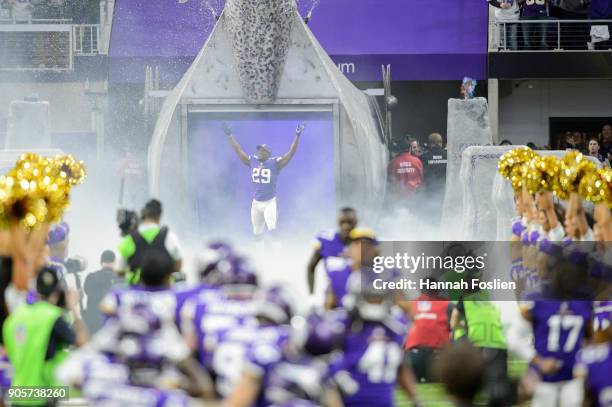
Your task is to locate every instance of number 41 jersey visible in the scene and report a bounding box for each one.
[329,308,408,407]
[249,156,281,202]
[525,300,592,382]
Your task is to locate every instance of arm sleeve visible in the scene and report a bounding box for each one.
[51,317,77,346]
[117,236,134,272]
[165,231,183,261]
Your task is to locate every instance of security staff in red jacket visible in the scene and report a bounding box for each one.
[403,279,454,382]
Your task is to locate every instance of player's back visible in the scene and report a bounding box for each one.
[212,323,290,397]
[189,288,259,367]
[528,299,592,382]
[173,283,219,327]
[243,325,327,407]
[330,307,408,407]
[575,342,612,407]
[262,354,331,407]
[249,156,281,201]
[100,285,178,326]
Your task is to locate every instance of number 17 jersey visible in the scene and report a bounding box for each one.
[249,156,281,202]
[526,300,592,382]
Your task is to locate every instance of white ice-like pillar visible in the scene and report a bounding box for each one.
[441,97,492,239]
[460,145,515,240]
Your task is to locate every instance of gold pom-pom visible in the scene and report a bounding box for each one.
[0,153,87,229]
[578,167,612,206]
[557,151,598,199]
[0,175,48,229]
[498,147,537,191]
[522,155,562,194]
[54,155,86,186]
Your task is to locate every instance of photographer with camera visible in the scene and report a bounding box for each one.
[117,199,183,285]
[2,267,88,400]
[47,222,88,315]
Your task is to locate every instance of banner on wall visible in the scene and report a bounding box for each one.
[109,0,488,83]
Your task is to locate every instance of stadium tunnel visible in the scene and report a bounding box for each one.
[146,0,389,237]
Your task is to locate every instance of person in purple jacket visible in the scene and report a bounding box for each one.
[224,122,305,239]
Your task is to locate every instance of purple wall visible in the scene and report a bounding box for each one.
[109,0,487,82]
[188,112,336,238]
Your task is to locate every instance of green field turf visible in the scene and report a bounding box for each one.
[395,359,529,406]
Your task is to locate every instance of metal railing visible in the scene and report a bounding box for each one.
[0,22,100,71]
[491,19,612,51]
[73,24,99,55]
[0,23,73,71]
[0,17,73,24]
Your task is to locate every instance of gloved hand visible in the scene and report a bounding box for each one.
[223,123,233,136]
[296,123,306,136]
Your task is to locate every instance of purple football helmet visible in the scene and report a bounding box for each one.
[47,221,70,245]
[195,242,235,283]
[223,256,258,286]
[196,242,258,287]
[292,312,342,356]
[255,285,295,325]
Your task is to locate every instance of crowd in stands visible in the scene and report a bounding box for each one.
[512,123,612,164]
[489,0,612,50]
[0,0,100,24]
[387,123,612,221]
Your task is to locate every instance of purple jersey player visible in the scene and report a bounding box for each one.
[224,122,305,237]
[100,285,178,326]
[593,301,612,337]
[174,241,246,329]
[210,323,291,397]
[242,340,335,407]
[306,208,358,295]
[325,270,422,407]
[575,342,612,407]
[182,286,259,367]
[329,307,409,407]
[225,304,344,407]
[574,301,612,407]
[520,299,593,406]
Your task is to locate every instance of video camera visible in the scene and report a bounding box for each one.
[117,208,139,236]
[64,256,88,274]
